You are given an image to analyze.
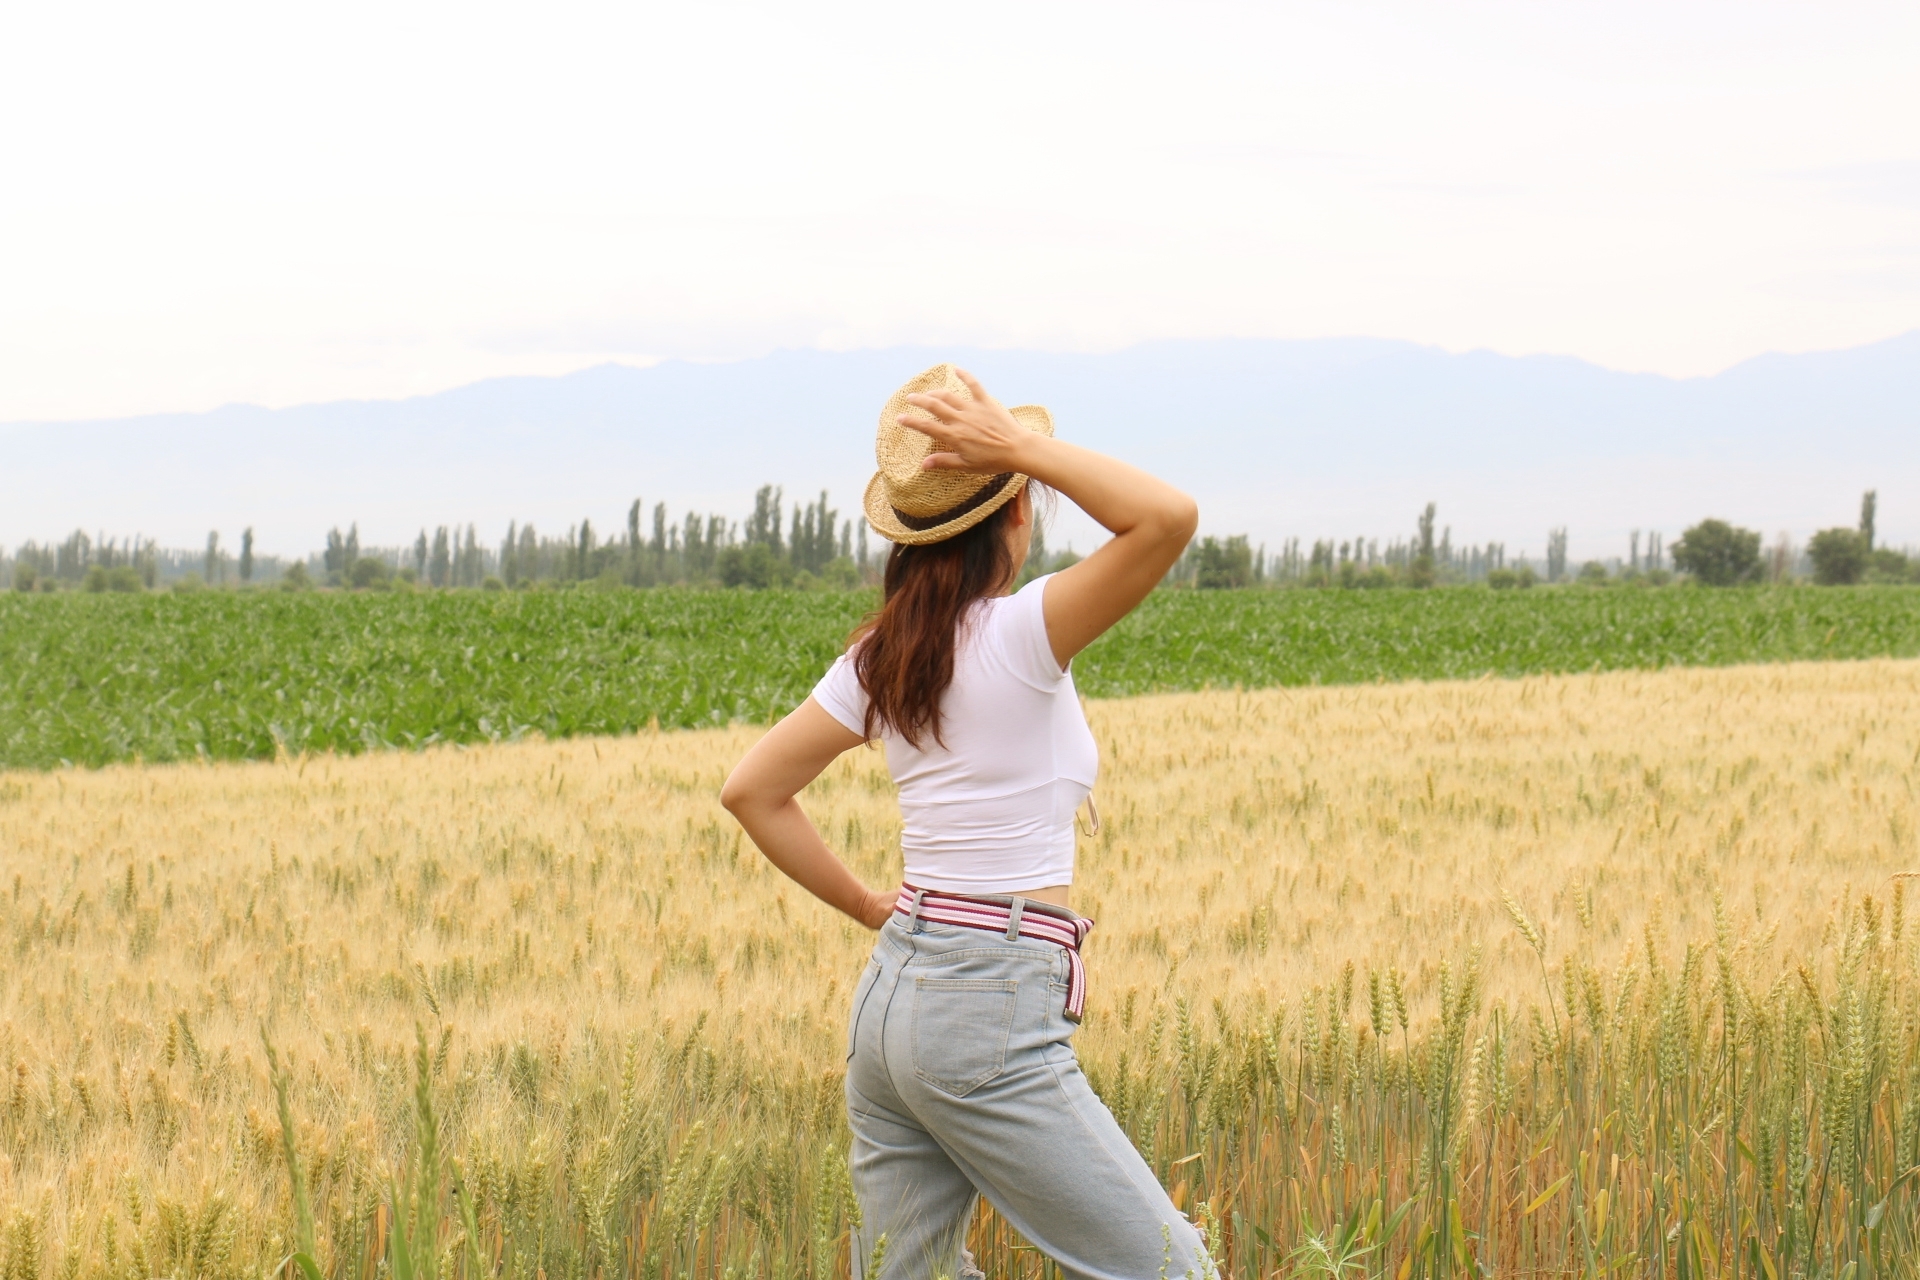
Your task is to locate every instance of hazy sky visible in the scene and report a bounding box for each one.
[2,0,1916,422]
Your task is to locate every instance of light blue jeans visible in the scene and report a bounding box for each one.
[845,910,1213,1280]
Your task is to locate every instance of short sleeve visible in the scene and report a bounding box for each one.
[810,651,871,737]
[997,574,1066,688]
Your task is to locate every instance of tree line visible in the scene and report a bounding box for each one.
[7,487,1913,594]
[1163,492,1915,590]
[1666,491,1916,586]
[298,487,876,593]
[1167,503,1574,590]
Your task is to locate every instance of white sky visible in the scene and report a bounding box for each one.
[1,0,1916,422]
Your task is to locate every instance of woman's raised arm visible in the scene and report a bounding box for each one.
[902,369,1199,668]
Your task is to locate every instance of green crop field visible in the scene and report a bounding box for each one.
[1071,583,1920,694]
[3,585,1919,770]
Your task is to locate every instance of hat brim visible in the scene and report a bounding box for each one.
[863,404,1053,546]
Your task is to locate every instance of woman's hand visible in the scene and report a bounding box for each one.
[903,369,1045,475]
[854,886,896,931]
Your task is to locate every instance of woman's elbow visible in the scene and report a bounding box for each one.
[723,749,807,817]
[1157,494,1200,543]
[1175,495,1200,539]
[719,771,754,816]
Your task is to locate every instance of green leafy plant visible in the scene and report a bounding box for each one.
[8,586,1920,768]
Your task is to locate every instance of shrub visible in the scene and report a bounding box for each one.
[820,556,861,590]
[1867,548,1916,584]
[1490,565,1538,590]
[1335,559,1392,590]
[349,557,392,590]
[75,563,141,592]
[1577,560,1609,584]
[1356,566,1394,590]
[13,564,37,592]
[482,575,506,591]
[1672,519,1762,586]
[1807,528,1869,585]
[280,562,313,591]
[717,543,793,590]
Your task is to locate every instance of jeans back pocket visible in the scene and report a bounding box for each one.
[911,977,1019,1097]
[847,958,882,1061]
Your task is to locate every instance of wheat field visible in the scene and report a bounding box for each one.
[2,660,1917,1278]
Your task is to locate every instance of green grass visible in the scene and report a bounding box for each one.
[4,584,1920,770]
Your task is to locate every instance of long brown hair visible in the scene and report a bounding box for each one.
[853,499,1020,749]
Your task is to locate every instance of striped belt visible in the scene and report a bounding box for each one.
[894,884,1095,1023]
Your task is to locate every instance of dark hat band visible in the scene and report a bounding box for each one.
[891,473,1015,532]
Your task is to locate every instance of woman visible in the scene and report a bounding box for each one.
[721,365,1209,1279]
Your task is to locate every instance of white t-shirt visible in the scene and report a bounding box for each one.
[810,574,1098,894]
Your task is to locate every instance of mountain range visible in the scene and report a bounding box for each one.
[4,333,1916,561]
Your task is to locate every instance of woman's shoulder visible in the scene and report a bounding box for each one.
[986,573,1051,612]
[810,647,869,734]
[976,575,1062,684]
[965,574,1045,634]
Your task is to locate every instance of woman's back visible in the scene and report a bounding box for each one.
[812,574,1097,893]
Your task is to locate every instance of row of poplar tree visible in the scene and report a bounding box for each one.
[10,488,1910,594]
[312,488,872,591]
[1164,503,1591,589]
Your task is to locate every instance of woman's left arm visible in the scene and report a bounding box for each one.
[720,698,895,929]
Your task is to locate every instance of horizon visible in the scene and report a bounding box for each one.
[3,334,1915,562]
[7,327,1919,429]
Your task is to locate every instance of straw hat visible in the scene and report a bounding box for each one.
[862,364,1054,546]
